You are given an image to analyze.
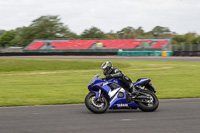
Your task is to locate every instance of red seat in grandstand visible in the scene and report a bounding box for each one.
[152,40,168,48]
[103,39,141,49]
[51,40,95,49]
[26,41,46,50]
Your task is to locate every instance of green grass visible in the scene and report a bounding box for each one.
[0,58,200,107]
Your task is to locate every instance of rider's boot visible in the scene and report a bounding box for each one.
[130,83,137,95]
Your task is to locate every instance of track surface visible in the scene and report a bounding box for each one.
[1,56,200,62]
[0,98,200,133]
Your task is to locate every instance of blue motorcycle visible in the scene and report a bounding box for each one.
[85,74,159,113]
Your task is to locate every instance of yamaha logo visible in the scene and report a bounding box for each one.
[117,104,128,107]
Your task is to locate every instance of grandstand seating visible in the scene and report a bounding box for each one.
[50,40,96,49]
[25,39,169,50]
[26,41,46,50]
[152,40,168,48]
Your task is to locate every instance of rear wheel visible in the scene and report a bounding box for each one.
[135,90,159,112]
[85,92,109,114]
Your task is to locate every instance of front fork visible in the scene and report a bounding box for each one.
[93,89,103,102]
[98,89,101,97]
[92,89,101,99]
[97,89,103,102]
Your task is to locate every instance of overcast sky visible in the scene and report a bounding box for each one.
[0,0,200,35]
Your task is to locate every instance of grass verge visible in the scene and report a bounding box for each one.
[0,58,200,106]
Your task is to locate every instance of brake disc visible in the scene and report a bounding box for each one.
[91,97,104,108]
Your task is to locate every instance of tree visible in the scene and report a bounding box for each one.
[173,32,197,44]
[17,15,77,46]
[0,30,16,47]
[0,29,6,36]
[192,36,200,44]
[80,27,106,39]
[10,27,26,46]
[133,27,144,38]
[152,26,171,37]
[30,15,76,38]
[106,30,118,39]
[117,26,135,38]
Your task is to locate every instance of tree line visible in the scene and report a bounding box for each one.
[0,15,200,47]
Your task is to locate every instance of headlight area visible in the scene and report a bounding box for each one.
[88,77,97,86]
[88,74,102,87]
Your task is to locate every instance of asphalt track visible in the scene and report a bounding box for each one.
[0,98,200,133]
[1,56,200,62]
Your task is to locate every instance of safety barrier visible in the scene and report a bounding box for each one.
[173,51,200,56]
[23,48,162,53]
[161,51,173,56]
[117,51,173,56]
[0,52,117,56]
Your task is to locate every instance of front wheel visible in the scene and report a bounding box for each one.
[85,92,109,114]
[135,90,159,112]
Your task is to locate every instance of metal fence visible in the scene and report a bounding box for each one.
[172,43,200,51]
[172,43,200,56]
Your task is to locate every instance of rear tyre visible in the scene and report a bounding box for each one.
[85,92,109,114]
[136,90,159,112]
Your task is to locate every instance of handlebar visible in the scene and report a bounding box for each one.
[100,77,106,81]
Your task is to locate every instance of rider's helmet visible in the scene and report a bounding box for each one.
[101,61,113,75]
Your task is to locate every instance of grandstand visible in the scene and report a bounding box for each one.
[26,41,46,50]
[24,39,171,51]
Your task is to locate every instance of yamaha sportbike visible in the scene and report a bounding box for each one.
[85,74,159,113]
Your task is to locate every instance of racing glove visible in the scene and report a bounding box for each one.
[105,75,112,80]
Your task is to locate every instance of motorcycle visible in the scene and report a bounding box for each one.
[85,74,159,113]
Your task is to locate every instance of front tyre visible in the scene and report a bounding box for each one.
[85,92,109,114]
[136,90,159,112]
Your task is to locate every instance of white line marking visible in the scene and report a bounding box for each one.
[121,119,136,121]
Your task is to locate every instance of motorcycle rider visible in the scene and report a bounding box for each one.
[101,61,136,94]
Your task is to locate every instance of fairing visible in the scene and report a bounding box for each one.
[134,78,151,86]
[87,75,139,109]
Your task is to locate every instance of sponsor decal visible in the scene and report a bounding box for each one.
[117,104,128,107]
[103,82,109,86]
[109,88,126,105]
[108,88,120,97]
